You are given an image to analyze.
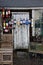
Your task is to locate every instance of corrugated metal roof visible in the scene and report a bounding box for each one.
[0,0,43,7]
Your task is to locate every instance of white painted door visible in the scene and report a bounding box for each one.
[12,12,30,49]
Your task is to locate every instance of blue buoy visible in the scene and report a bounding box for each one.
[25,19,31,25]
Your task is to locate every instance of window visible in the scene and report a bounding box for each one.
[30,9,43,51]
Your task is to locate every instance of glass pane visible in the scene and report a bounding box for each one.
[30,9,43,51]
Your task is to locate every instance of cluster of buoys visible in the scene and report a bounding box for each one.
[2,8,11,18]
[13,19,31,25]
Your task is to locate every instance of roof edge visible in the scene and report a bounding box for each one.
[0,7,43,10]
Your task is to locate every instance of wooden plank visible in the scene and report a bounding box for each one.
[2,61,12,64]
[1,42,13,48]
[0,34,13,65]
[2,34,13,42]
[29,50,43,54]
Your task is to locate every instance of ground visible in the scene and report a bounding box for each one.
[13,52,43,65]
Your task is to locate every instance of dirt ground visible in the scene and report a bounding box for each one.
[13,52,43,65]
